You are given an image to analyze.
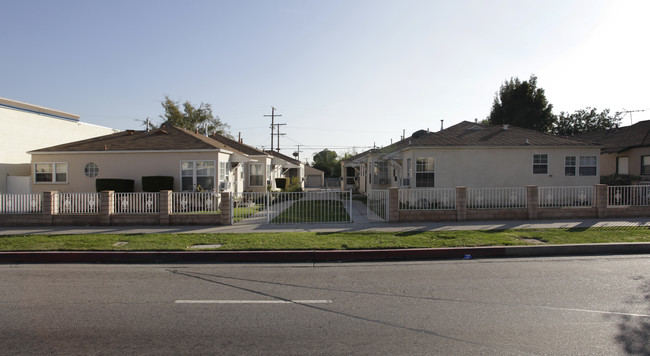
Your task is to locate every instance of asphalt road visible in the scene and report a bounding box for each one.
[1,256,649,355]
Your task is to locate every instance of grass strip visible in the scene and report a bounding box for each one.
[0,227,648,251]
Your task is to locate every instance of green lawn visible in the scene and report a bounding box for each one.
[0,227,648,251]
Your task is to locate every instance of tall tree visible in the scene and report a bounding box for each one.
[552,107,621,136]
[488,75,555,132]
[147,96,231,137]
[312,149,339,178]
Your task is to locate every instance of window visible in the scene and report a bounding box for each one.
[533,154,548,174]
[373,162,389,185]
[219,162,228,183]
[564,156,576,176]
[250,163,264,186]
[579,156,597,176]
[642,156,650,175]
[84,162,99,178]
[402,158,412,187]
[415,157,435,187]
[35,162,68,183]
[181,160,215,191]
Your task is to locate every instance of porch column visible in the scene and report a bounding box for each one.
[159,190,172,225]
[527,185,538,220]
[456,186,467,222]
[41,191,56,226]
[388,187,399,223]
[220,191,233,225]
[595,184,608,218]
[100,190,114,226]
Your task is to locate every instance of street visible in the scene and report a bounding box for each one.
[1,256,649,355]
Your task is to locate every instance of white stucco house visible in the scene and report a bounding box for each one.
[341,121,602,192]
[29,123,301,194]
[0,97,118,193]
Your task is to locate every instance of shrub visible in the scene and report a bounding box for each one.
[96,178,134,192]
[142,176,174,192]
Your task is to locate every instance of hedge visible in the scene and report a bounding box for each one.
[142,176,174,192]
[96,178,135,192]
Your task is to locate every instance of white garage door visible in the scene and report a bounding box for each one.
[306,175,322,188]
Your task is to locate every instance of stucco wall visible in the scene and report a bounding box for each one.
[30,151,231,193]
[400,146,601,188]
[1,104,117,192]
[600,147,650,177]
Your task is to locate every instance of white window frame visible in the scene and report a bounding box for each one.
[642,155,650,175]
[34,162,68,184]
[564,156,576,176]
[180,160,216,191]
[250,163,264,186]
[374,161,389,185]
[415,157,435,187]
[401,158,412,187]
[578,156,598,176]
[533,154,548,175]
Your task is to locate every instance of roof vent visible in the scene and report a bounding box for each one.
[525,139,531,145]
[502,124,509,130]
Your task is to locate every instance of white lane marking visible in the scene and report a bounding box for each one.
[175,299,332,304]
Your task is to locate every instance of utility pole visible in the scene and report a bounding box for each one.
[264,107,286,151]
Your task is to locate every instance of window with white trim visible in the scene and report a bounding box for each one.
[642,156,650,175]
[578,156,597,176]
[564,156,576,176]
[415,157,435,187]
[373,162,389,185]
[218,162,228,189]
[181,160,215,191]
[35,162,68,183]
[250,163,264,186]
[533,154,548,174]
[402,158,412,187]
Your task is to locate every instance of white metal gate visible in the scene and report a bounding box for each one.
[232,190,352,224]
[366,190,389,222]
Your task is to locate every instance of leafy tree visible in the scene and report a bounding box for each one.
[552,107,621,136]
[145,96,231,137]
[312,149,339,178]
[488,75,555,132]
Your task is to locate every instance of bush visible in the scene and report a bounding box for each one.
[96,178,134,192]
[284,177,303,192]
[601,174,641,186]
[142,176,174,192]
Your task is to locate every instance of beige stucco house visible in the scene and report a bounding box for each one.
[342,121,602,193]
[29,123,300,194]
[574,120,650,180]
[0,97,118,193]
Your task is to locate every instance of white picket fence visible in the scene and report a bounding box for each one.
[467,187,527,209]
[367,190,389,221]
[57,192,101,214]
[398,188,456,210]
[114,193,159,214]
[608,185,650,207]
[0,193,42,214]
[538,186,594,208]
[171,192,220,214]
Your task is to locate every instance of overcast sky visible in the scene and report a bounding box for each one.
[3,0,649,162]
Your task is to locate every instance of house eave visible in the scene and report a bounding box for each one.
[28,148,232,155]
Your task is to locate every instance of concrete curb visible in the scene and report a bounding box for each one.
[1,243,650,264]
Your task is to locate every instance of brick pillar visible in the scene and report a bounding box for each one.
[220,191,232,225]
[595,184,608,218]
[456,186,467,222]
[100,190,114,226]
[160,190,172,225]
[41,191,56,225]
[388,187,399,222]
[527,185,538,220]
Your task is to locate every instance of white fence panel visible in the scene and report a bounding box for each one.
[232,192,268,223]
[0,193,42,214]
[398,188,455,210]
[538,186,594,208]
[608,185,650,207]
[57,192,101,214]
[172,192,220,214]
[367,190,389,221]
[467,187,527,209]
[114,193,159,214]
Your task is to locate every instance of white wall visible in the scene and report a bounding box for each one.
[1,101,117,192]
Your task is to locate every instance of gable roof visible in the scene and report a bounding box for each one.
[264,150,302,165]
[30,124,230,153]
[209,133,267,156]
[404,121,600,149]
[573,120,650,153]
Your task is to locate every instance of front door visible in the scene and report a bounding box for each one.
[617,156,629,175]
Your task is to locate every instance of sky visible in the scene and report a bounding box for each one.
[3,0,649,163]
